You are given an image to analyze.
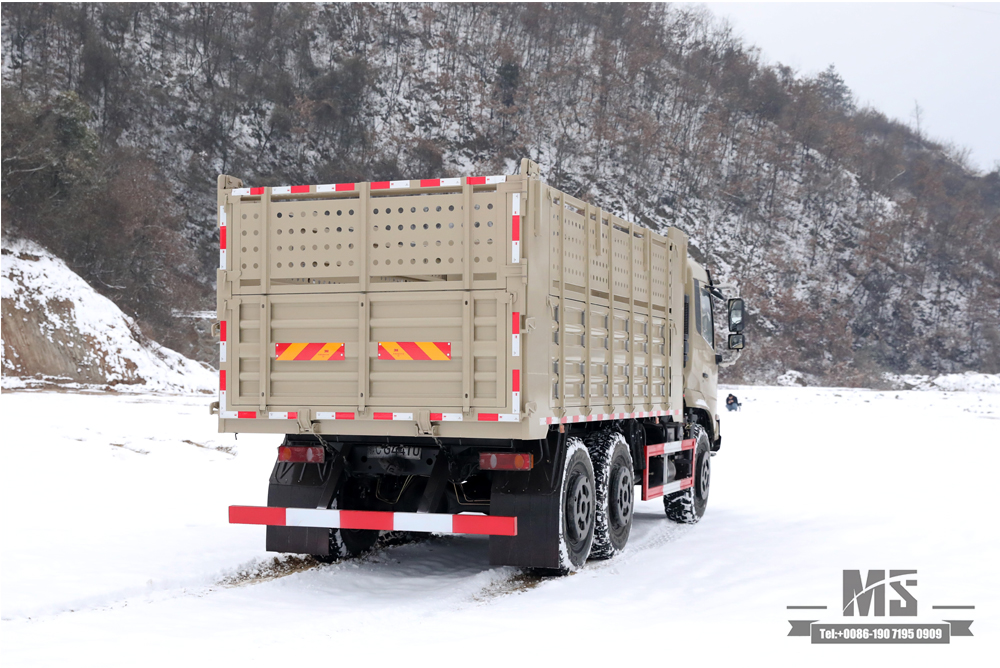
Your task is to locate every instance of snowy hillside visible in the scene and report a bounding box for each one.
[2,385,996,665]
[1,238,215,393]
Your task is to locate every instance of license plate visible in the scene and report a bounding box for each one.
[367,445,421,460]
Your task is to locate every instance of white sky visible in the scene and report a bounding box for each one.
[700,2,1000,173]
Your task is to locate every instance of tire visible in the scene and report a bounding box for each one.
[324,480,380,559]
[558,437,597,570]
[586,429,634,559]
[664,423,711,524]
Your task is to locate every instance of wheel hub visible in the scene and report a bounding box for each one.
[611,467,633,527]
[565,472,594,542]
[699,454,710,498]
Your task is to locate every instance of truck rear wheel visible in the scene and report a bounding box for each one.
[586,429,634,559]
[664,424,711,524]
[558,438,596,570]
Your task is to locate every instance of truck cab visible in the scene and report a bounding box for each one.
[683,259,720,447]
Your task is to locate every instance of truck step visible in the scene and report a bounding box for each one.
[229,506,517,536]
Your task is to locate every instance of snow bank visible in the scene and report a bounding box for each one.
[1,238,215,393]
[886,371,1000,394]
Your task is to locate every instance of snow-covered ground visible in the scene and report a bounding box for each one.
[1,385,997,666]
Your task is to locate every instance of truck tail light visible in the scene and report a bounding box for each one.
[479,452,533,471]
[277,446,325,463]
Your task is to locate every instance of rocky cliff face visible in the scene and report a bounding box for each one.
[3,3,998,384]
[2,238,215,392]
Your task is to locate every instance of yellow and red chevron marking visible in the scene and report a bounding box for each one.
[377,341,451,361]
[274,342,344,361]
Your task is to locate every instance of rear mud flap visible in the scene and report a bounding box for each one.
[488,440,564,569]
[266,460,334,557]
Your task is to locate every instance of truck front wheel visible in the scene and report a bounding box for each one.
[664,424,711,523]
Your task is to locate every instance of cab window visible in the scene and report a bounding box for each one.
[699,283,714,347]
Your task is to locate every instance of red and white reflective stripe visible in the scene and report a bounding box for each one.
[222,410,258,419]
[370,180,411,190]
[231,187,265,197]
[477,413,519,422]
[419,178,461,188]
[219,321,227,363]
[466,175,506,185]
[430,413,463,421]
[316,182,356,192]
[230,506,517,536]
[315,411,356,420]
[512,369,520,416]
[219,204,227,270]
[268,412,299,420]
[373,412,414,421]
[540,408,682,425]
[271,185,311,195]
[512,311,520,357]
[511,192,521,263]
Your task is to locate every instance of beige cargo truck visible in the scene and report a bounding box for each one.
[221,159,746,570]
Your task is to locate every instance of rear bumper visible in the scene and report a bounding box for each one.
[230,506,517,536]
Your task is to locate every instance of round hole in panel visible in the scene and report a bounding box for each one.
[410,224,416,230]
[337,227,342,232]
[373,243,379,249]
[277,212,283,218]
[436,258,442,264]
[254,213,259,219]
[423,241,428,247]
[474,221,480,228]
[449,257,454,263]
[312,261,318,267]
[398,259,403,265]
[487,256,493,262]
[324,261,330,267]
[241,263,247,269]
[436,223,441,229]
[398,225,403,231]
[436,206,442,212]
[300,262,305,267]
[242,230,247,237]
[312,244,317,250]
[487,238,493,245]
[312,228,317,234]
[325,227,330,233]
[411,207,416,213]
[300,245,305,251]
[448,240,454,246]
[325,211,330,216]
[313,211,318,217]
[277,229,282,235]
[337,210,342,216]
[277,262,282,268]
[277,246,282,251]
[349,227,354,232]
[300,228,306,234]
[242,214,247,219]
[488,221,493,227]
[324,244,329,250]
[410,242,416,247]
[374,260,379,265]
[410,259,416,265]
[349,209,354,215]
[337,244,342,250]
[423,258,428,264]
[449,205,454,211]
[474,257,480,263]
[289,212,295,218]
[448,223,454,229]
[398,207,403,214]
[254,246,258,252]
[423,206,429,212]
[253,263,259,269]
[436,240,441,246]
[254,230,259,236]
[337,261,342,267]
[349,261,354,266]
[374,208,379,214]
[242,246,247,252]
[487,203,493,210]
[289,228,294,234]
[423,224,428,230]
[348,243,354,249]
[475,204,480,210]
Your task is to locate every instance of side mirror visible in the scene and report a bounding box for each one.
[727,298,745,333]
[728,333,745,350]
